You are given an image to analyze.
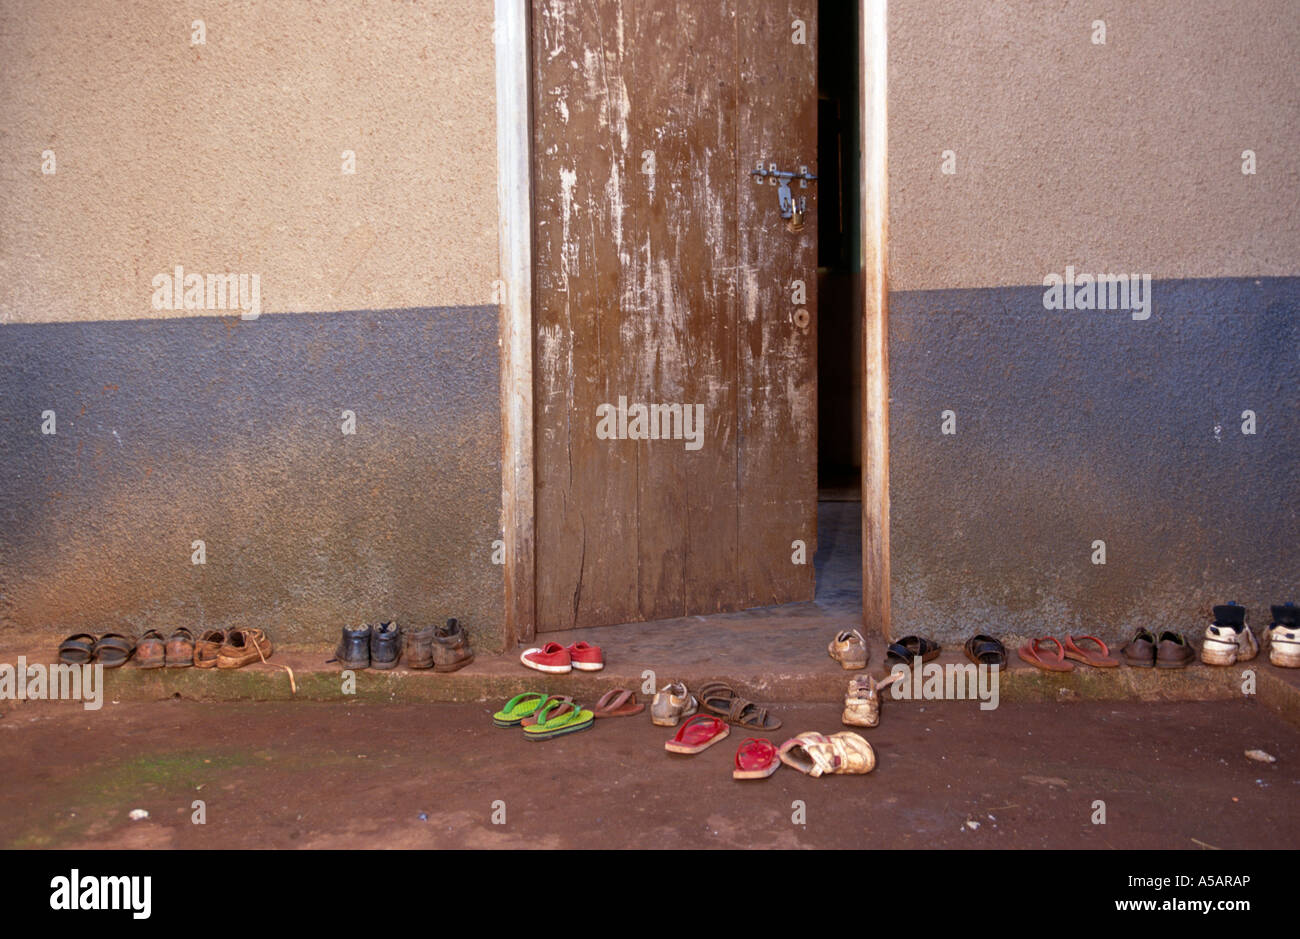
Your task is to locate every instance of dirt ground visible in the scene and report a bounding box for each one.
[3,696,1297,850]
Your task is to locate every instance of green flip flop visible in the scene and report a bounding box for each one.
[492,691,548,728]
[522,698,594,741]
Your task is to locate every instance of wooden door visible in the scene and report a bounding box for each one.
[531,0,818,631]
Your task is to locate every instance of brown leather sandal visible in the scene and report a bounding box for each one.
[698,681,782,731]
[885,635,941,667]
[165,627,196,668]
[58,633,98,665]
[93,633,136,668]
[963,634,1008,667]
[135,630,166,669]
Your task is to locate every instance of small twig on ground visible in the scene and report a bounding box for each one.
[1191,838,1221,850]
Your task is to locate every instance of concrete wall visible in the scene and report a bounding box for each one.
[886,0,1300,643]
[6,0,1296,654]
[0,1,506,648]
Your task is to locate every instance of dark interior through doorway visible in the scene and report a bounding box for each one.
[814,0,863,611]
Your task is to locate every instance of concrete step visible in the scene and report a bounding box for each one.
[4,636,1297,727]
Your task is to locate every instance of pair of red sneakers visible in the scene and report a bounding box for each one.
[520,641,604,673]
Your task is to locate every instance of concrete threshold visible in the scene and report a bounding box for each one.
[4,608,1298,727]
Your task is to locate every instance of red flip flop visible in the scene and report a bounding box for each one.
[733,737,780,779]
[1017,636,1075,671]
[1064,634,1119,668]
[664,714,730,754]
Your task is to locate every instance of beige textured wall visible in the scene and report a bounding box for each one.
[888,0,1300,291]
[0,0,499,323]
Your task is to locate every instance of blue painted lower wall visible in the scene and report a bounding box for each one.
[0,305,506,650]
[887,276,1299,644]
[2,278,1294,652]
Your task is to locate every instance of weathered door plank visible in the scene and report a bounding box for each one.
[736,0,819,606]
[531,0,817,629]
[533,0,640,628]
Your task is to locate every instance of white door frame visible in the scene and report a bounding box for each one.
[495,0,536,644]
[859,0,892,640]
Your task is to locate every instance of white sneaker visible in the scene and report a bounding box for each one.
[1200,602,1257,666]
[1267,603,1300,668]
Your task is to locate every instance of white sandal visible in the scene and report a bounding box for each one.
[777,731,877,777]
[650,681,698,726]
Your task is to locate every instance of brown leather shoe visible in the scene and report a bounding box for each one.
[431,618,474,672]
[1155,631,1194,669]
[195,629,225,668]
[165,627,196,667]
[135,629,166,668]
[217,628,273,669]
[1120,629,1157,667]
[403,624,436,669]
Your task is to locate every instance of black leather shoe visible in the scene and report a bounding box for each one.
[370,621,402,670]
[336,624,371,669]
[431,618,474,672]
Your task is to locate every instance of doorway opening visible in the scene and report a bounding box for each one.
[814,0,863,614]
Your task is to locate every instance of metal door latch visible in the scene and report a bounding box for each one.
[750,162,817,221]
